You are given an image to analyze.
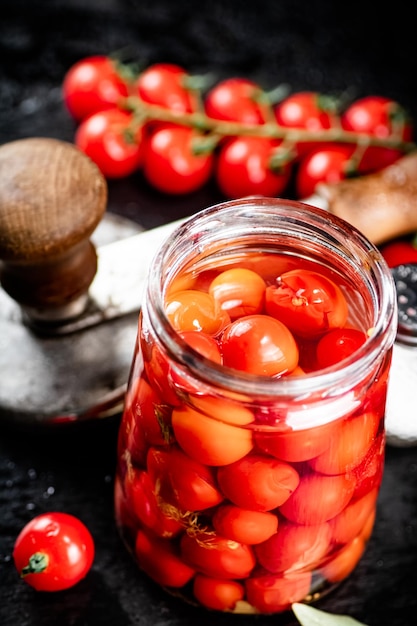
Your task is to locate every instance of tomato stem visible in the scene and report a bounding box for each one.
[21,552,49,577]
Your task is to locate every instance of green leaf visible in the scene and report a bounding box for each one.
[292,603,369,626]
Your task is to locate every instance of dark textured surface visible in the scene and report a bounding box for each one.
[1,1,417,625]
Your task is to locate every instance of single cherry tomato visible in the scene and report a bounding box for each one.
[165,289,230,335]
[341,95,413,172]
[316,327,367,369]
[180,532,256,579]
[75,108,144,178]
[212,505,278,545]
[179,330,222,363]
[193,574,245,611]
[319,536,365,583]
[215,136,292,199]
[279,473,356,525]
[62,55,130,121]
[329,488,378,545]
[295,144,356,198]
[142,124,214,195]
[220,314,299,377]
[204,77,269,124]
[379,237,417,267]
[135,527,195,588]
[274,91,339,157]
[171,405,253,466]
[255,419,337,463]
[217,453,300,511]
[208,268,266,319]
[265,269,348,338]
[245,571,312,613]
[136,63,198,113]
[255,520,331,573]
[13,512,94,592]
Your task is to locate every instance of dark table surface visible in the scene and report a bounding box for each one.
[1,2,417,625]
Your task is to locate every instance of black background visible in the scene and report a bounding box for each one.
[1,2,417,625]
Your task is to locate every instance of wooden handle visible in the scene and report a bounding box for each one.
[0,137,107,322]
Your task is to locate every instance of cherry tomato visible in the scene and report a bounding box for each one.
[265,269,348,338]
[319,536,365,583]
[212,505,278,545]
[136,63,198,113]
[135,527,195,588]
[165,289,230,335]
[255,419,337,463]
[220,314,299,377]
[341,95,413,172]
[62,55,130,121]
[215,136,292,199]
[13,512,94,592]
[217,453,300,511]
[279,473,356,525]
[274,91,338,157]
[179,330,222,363]
[75,108,144,178]
[143,124,214,194]
[329,488,378,545]
[193,574,245,611]
[180,532,256,579]
[245,571,312,613]
[379,237,417,267]
[316,327,367,369]
[204,77,269,124]
[208,268,266,319]
[295,145,356,198]
[171,405,253,466]
[255,521,331,573]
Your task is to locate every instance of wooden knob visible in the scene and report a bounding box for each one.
[0,137,107,323]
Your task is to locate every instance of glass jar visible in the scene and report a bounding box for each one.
[114,197,397,615]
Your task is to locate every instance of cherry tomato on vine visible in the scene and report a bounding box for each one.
[379,237,417,267]
[220,314,299,377]
[75,108,144,178]
[265,269,348,338]
[62,55,130,121]
[295,144,356,198]
[13,512,94,592]
[341,95,413,172]
[204,77,270,124]
[316,327,367,368]
[215,136,293,199]
[143,124,214,194]
[136,63,198,113]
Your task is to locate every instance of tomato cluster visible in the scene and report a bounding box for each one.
[115,248,389,614]
[62,56,414,198]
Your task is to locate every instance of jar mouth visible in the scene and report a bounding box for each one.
[146,197,398,399]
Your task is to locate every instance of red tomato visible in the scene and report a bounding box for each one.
[171,405,253,466]
[147,445,224,512]
[316,327,367,369]
[255,521,331,573]
[180,532,256,579]
[193,574,245,611]
[62,55,130,121]
[319,536,365,583]
[245,571,312,613]
[341,95,413,172]
[279,473,356,525]
[352,432,385,501]
[217,453,300,511]
[179,330,222,363]
[309,411,380,475]
[379,237,417,267]
[204,77,269,124]
[136,63,198,113]
[220,314,299,377]
[165,289,230,335]
[13,512,94,592]
[209,268,266,319]
[124,376,170,450]
[274,91,339,157]
[143,124,214,194]
[265,269,348,338]
[295,145,356,198]
[212,505,278,545]
[75,108,144,178]
[329,488,378,545]
[135,527,195,588]
[215,136,292,199]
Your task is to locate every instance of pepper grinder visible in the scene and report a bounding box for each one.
[0,137,139,426]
